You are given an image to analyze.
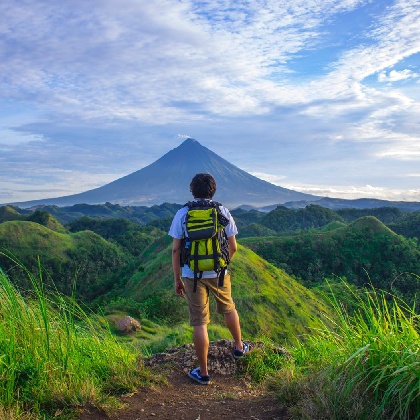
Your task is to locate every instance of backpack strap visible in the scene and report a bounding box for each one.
[184,200,229,227]
[218,268,226,288]
[184,199,222,208]
[192,240,201,292]
[192,266,203,292]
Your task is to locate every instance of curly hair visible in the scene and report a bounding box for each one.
[190,173,217,199]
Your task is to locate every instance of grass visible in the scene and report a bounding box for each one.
[265,282,420,419]
[126,321,230,355]
[237,336,292,383]
[123,240,334,345]
[2,235,418,419]
[0,258,158,418]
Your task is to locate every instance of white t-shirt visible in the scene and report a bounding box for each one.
[168,200,238,278]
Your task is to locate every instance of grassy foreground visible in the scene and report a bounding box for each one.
[244,283,420,419]
[1,252,419,419]
[0,265,155,419]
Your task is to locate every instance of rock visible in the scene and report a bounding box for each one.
[117,316,141,333]
[144,339,292,375]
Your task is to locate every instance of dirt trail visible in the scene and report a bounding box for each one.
[80,370,288,419]
[79,340,290,420]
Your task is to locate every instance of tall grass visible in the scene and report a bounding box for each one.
[0,259,154,418]
[270,282,420,419]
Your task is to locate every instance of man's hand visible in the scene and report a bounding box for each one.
[175,277,186,298]
[172,238,185,297]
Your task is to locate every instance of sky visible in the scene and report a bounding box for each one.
[1,0,420,204]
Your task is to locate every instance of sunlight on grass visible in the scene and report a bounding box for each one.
[270,281,420,419]
[0,256,157,418]
[238,336,292,383]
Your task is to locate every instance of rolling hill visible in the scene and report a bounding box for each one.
[240,216,420,302]
[117,236,333,344]
[0,220,130,300]
[0,212,334,343]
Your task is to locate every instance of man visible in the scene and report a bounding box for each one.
[169,173,248,385]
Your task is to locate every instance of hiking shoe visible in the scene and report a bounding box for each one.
[233,341,249,359]
[187,367,211,385]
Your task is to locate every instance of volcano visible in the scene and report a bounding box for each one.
[10,138,318,208]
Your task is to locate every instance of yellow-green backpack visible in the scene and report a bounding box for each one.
[181,200,230,291]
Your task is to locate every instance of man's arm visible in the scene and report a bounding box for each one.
[228,235,237,260]
[172,238,186,297]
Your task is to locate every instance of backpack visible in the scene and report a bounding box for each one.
[181,200,230,292]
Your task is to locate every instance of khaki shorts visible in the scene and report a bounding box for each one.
[184,273,236,326]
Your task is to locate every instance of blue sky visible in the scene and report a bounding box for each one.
[1,0,419,204]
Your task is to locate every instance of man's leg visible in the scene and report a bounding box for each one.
[183,276,211,377]
[224,309,243,351]
[194,324,209,376]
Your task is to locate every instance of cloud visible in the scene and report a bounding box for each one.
[378,69,420,83]
[0,0,374,123]
[0,168,126,203]
[249,172,288,185]
[0,0,419,203]
[178,134,194,139]
[281,183,420,201]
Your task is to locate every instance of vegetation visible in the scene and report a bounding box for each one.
[0,202,419,418]
[0,264,157,418]
[241,217,420,305]
[0,205,27,222]
[258,204,344,235]
[0,202,182,225]
[26,210,67,233]
[260,283,420,419]
[389,212,420,240]
[230,207,266,229]
[116,236,334,345]
[336,206,406,224]
[67,216,163,256]
[0,221,130,300]
[233,204,420,240]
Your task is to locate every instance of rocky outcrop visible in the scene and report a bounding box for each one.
[145,339,291,375]
[117,316,141,333]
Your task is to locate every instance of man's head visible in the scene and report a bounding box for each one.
[190,173,217,199]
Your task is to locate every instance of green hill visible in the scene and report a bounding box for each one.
[233,204,344,238]
[0,205,26,222]
[232,205,420,241]
[0,207,67,233]
[237,222,277,238]
[67,216,163,256]
[11,202,182,225]
[0,220,130,300]
[388,212,420,240]
[259,204,344,234]
[230,208,266,228]
[26,209,67,233]
[241,216,420,302]
[118,237,333,344]
[6,203,419,240]
[318,220,347,232]
[337,206,405,224]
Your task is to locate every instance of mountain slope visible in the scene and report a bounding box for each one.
[0,221,130,300]
[119,237,333,344]
[10,138,317,209]
[259,204,344,234]
[0,205,26,222]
